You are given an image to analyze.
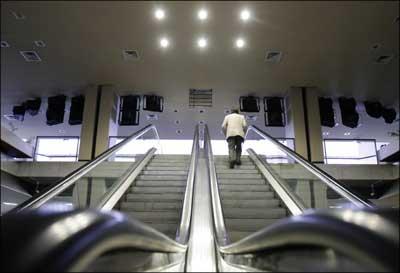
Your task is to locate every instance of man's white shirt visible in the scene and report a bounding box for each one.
[221,113,248,139]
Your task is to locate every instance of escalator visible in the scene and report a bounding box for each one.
[2,124,398,272]
[204,125,398,272]
[3,124,199,271]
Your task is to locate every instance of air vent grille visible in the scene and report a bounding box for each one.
[20,51,41,62]
[123,49,140,61]
[189,89,213,108]
[265,51,283,63]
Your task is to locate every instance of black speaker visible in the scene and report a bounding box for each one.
[143,95,163,112]
[339,97,359,128]
[46,95,66,126]
[69,95,85,125]
[25,98,41,116]
[264,97,285,127]
[118,95,140,126]
[382,108,397,124]
[319,97,335,127]
[364,101,382,119]
[240,96,260,112]
[12,104,26,121]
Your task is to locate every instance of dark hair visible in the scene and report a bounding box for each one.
[231,109,239,114]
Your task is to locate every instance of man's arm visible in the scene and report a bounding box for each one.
[242,116,248,133]
[222,116,228,136]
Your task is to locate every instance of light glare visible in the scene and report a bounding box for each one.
[236,38,245,48]
[198,9,208,20]
[198,38,207,48]
[160,38,169,48]
[240,9,250,21]
[155,9,165,20]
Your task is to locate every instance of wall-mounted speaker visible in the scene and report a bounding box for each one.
[239,96,260,112]
[118,95,140,126]
[25,98,41,116]
[264,97,285,127]
[12,104,26,121]
[382,108,397,124]
[69,95,85,125]
[364,101,382,119]
[339,97,359,128]
[318,97,335,127]
[143,95,163,112]
[46,95,66,126]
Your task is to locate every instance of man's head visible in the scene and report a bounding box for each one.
[231,109,239,114]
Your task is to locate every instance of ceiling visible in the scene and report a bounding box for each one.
[1,1,399,142]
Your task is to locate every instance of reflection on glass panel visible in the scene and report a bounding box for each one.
[35,137,79,162]
[323,139,378,164]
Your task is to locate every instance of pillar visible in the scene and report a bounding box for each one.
[94,84,119,157]
[78,85,100,161]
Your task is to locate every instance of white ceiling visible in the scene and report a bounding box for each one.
[1,1,399,143]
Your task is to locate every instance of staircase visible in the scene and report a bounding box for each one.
[117,154,190,239]
[215,155,288,242]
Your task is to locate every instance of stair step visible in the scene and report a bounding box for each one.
[145,223,178,236]
[120,201,183,211]
[224,208,286,219]
[137,175,187,180]
[148,162,189,167]
[150,159,189,163]
[215,165,256,170]
[130,186,185,193]
[222,199,280,208]
[225,219,278,232]
[217,173,262,179]
[126,193,183,201]
[219,184,270,192]
[124,211,181,222]
[221,191,274,200]
[216,169,259,174]
[135,180,187,187]
[145,166,189,171]
[141,170,188,175]
[218,179,266,185]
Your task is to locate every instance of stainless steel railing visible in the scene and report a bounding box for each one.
[246,125,374,208]
[9,124,160,213]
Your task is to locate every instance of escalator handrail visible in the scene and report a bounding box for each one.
[246,125,374,208]
[176,125,200,244]
[2,208,187,272]
[218,208,398,272]
[203,125,231,246]
[9,124,160,213]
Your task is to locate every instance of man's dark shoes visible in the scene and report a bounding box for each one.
[236,160,242,165]
[229,161,235,169]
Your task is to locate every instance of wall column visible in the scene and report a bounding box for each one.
[305,87,324,163]
[78,85,100,161]
[94,84,119,157]
[285,87,308,159]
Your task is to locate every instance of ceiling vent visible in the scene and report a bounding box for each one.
[1,41,10,48]
[34,40,46,47]
[11,11,26,20]
[123,49,140,61]
[374,55,394,64]
[189,89,213,108]
[20,51,41,62]
[265,51,283,63]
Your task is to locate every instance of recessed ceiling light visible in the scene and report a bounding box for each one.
[240,9,251,21]
[160,37,169,48]
[34,40,46,47]
[235,38,245,48]
[344,132,351,136]
[155,9,165,20]
[197,37,207,48]
[1,41,10,48]
[198,9,208,20]
[323,132,330,136]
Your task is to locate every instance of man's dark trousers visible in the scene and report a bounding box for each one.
[227,136,244,164]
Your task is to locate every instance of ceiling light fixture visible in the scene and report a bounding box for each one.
[155,9,165,20]
[344,132,351,136]
[198,9,208,20]
[160,37,169,48]
[240,9,251,21]
[197,37,207,48]
[235,38,245,48]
